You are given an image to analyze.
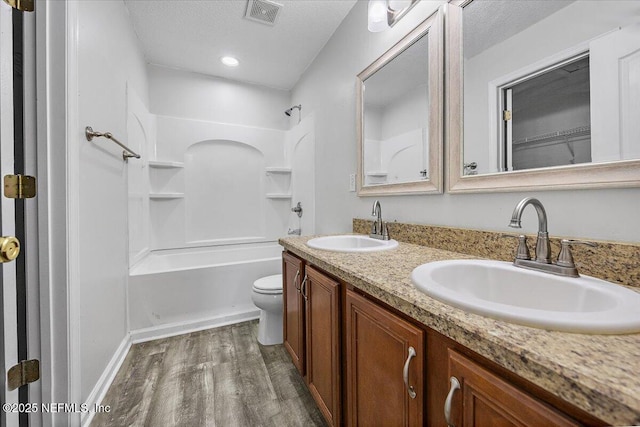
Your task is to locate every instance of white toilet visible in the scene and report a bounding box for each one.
[251,274,283,345]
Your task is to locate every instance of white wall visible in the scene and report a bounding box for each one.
[76,0,148,402]
[148,65,291,130]
[292,0,640,243]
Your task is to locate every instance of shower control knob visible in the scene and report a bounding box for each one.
[291,202,303,218]
[0,236,20,263]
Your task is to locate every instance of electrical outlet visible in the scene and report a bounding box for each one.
[349,173,356,192]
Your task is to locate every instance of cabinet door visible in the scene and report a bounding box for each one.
[447,350,580,427]
[346,289,424,427]
[305,266,341,426]
[283,252,305,375]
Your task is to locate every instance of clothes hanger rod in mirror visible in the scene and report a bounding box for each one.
[85,126,141,162]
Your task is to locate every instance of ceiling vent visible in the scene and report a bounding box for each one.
[245,0,283,26]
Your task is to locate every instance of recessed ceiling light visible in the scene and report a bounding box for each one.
[221,56,239,67]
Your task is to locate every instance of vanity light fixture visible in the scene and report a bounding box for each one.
[221,56,240,67]
[367,0,419,33]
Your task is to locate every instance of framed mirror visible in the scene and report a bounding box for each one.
[446,0,640,193]
[357,9,443,196]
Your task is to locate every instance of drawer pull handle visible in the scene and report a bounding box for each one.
[293,270,300,291]
[403,346,417,399]
[444,376,461,427]
[301,274,309,301]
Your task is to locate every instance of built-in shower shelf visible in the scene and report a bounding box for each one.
[149,160,184,169]
[265,193,292,199]
[149,192,185,199]
[265,167,292,174]
[366,171,388,177]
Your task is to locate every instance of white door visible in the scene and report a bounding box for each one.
[1,2,38,426]
[590,23,640,162]
[1,2,20,426]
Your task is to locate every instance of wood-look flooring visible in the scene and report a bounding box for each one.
[91,321,326,427]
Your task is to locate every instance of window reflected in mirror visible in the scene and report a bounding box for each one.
[461,0,640,176]
[505,55,591,171]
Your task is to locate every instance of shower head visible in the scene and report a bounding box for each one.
[284,104,301,117]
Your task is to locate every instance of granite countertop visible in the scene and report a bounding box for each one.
[279,235,640,426]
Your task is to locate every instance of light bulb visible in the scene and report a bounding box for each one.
[368,0,389,32]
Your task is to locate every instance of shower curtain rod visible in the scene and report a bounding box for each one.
[85,126,141,162]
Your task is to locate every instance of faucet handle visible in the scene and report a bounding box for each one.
[556,239,597,268]
[501,234,531,260]
[381,222,390,240]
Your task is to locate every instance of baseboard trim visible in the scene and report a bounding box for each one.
[129,309,260,344]
[81,334,132,427]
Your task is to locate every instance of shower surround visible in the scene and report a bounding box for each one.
[127,103,315,340]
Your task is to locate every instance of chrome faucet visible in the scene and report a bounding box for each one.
[509,197,551,263]
[370,200,390,240]
[507,197,596,277]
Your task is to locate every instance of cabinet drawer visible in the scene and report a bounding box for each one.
[447,349,579,427]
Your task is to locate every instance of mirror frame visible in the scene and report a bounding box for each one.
[356,9,443,196]
[446,0,640,193]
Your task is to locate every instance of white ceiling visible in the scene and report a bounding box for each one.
[123,0,358,91]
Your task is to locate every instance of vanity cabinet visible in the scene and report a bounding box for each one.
[345,289,425,427]
[282,251,605,427]
[282,251,305,375]
[305,266,342,426]
[282,253,342,426]
[445,349,579,427]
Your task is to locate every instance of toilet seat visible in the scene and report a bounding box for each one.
[252,274,282,295]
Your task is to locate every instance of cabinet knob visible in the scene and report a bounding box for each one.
[444,376,461,427]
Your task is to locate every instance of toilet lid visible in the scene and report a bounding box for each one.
[253,274,283,293]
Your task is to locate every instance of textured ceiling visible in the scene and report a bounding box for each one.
[463,0,575,59]
[123,0,358,90]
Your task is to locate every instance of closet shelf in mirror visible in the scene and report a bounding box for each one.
[266,193,292,199]
[148,160,184,169]
[265,167,292,174]
[513,126,591,147]
[149,193,185,200]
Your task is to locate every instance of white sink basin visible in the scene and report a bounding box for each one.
[306,235,398,253]
[411,259,640,334]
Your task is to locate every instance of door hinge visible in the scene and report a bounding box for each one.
[2,0,34,12]
[4,175,36,199]
[503,110,512,121]
[7,359,40,391]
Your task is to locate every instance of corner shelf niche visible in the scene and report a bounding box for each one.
[265,165,292,200]
[149,159,185,201]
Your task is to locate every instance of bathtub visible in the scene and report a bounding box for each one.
[128,242,282,342]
